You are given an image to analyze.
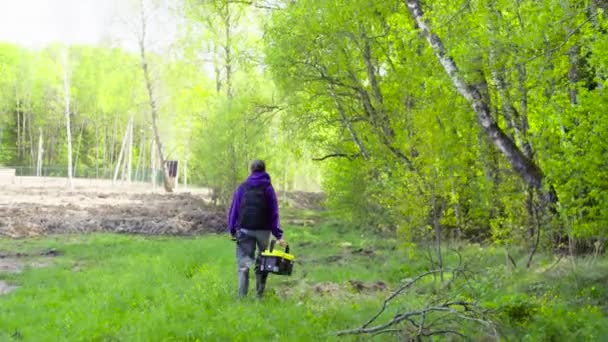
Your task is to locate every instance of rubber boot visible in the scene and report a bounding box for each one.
[255,272,268,298]
[238,269,249,298]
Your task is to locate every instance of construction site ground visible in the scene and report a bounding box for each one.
[0,176,324,239]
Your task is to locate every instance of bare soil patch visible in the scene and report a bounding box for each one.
[0,178,325,238]
[0,259,23,273]
[0,248,64,275]
[0,184,225,238]
[310,280,388,297]
[0,280,18,295]
[348,280,388,293]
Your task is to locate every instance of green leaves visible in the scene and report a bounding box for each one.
[262,0,608,245]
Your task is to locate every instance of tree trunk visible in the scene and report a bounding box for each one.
[138,0,173,192]
[73,121,85,177]
[431,178,444,282]
[103,124,107,178]
[121,126,129,181]
[516,63,534,159]
[62,51,74,190]
[27,111,35,170]
[36,127,43,177]
[101,112,107,176]
[95,121,100,179]
[223,4,233,99]
[135,124,145,182]
[405,0,545,193]
[110,116,116,167]
[113,116,132,184]
[45,134,53,167]
[151,136,156,188]
[328,86,370,160]
[344,59,415,170]
[213,42,222,93]
[126,114,134,183]
[21,102,27,162]
[16,99,21,160]
[23,110,34,169]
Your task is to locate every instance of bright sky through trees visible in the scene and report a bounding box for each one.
[0,0,177,51]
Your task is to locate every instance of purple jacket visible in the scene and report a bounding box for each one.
[227,171,283,239]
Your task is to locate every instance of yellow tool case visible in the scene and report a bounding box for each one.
[259,240,295,276]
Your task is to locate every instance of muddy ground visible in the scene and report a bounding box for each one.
[0,178,324,238]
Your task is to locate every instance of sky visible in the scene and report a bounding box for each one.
[0,0,177,52]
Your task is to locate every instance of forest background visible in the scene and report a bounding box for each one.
[1,0,607,260]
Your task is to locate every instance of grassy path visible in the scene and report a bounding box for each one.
[0,225,395,341]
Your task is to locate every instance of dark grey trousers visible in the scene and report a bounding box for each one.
[236,229,271,298]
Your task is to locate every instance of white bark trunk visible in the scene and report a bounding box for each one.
[139,0,173,192]
[184,158,188,189]
[151,136,156,188]
[135,125,145,182]
[95,121,99,178]
[62,51,74,190]
[36,128,43,177]
[406,0,544,190]
[113,116,132,184]
[127,114,134,183]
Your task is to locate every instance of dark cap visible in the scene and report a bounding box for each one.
[250,160,266,172]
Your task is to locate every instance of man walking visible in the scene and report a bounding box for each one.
[228,160,286,298]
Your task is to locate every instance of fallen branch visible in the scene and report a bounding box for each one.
[335,267,498,340]
[337,301,483,336]
[361,269,454,329]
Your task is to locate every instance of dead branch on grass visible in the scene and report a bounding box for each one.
[335,268,499,340]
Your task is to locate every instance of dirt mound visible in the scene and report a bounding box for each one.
[313,282,343,296]
[0,191,226,238]
[348,280,388,293]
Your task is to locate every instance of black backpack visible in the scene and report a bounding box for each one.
[238,184,270,230]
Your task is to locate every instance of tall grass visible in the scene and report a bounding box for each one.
[1,225,607,341]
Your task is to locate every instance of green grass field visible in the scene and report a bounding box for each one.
[1,220,607,341]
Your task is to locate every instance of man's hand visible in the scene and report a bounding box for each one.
[277,239,287,247]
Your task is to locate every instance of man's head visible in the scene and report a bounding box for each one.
[250,159,266,173]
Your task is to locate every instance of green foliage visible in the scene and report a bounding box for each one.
[523,303,608,341]
[0,0,606,249]
[263,0,608,247]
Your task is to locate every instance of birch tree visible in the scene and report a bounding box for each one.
[138,0,173,192]
[62,49,74,189]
